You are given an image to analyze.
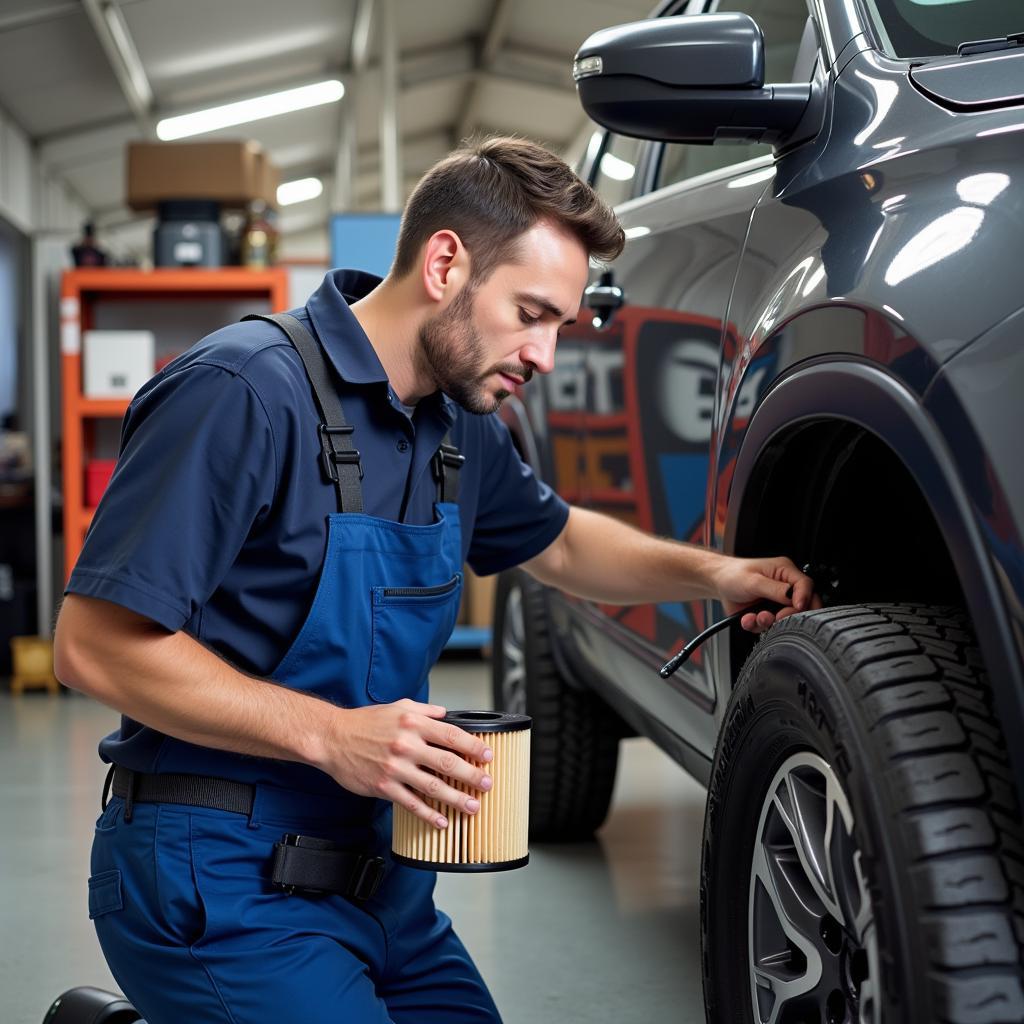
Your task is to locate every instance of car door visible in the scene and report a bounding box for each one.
[565,0,815,760]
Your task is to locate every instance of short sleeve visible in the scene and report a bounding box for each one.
[65,362,278,631]
[466,413,569,576]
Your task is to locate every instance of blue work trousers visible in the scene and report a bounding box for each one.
[89,793,502,1023]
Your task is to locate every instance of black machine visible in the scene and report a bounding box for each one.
[43,988,142,1024]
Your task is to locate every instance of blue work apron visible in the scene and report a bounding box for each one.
[87,313,502,1023]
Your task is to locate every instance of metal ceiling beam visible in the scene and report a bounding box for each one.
[35,40,473,154]
[0,2,78,32]
[80,0,155,136]
[379,0,402,210]
[332,0,375,212]
[351,0,375,74]
[36,37,569,154]
[456,0,516,143]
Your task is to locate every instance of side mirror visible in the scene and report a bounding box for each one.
[573,13,817,149]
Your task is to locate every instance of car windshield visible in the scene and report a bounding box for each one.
[864,0,1024,58]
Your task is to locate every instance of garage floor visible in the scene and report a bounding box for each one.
[1,658,707,1024]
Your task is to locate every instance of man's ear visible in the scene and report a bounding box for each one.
[421,229,469,302]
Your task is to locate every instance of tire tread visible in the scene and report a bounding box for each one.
[770,604,1024,1021]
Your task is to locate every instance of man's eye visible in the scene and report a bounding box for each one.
[519,309,539,325]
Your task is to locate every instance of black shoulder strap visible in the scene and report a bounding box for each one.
[431,433,465,504]
[242,312,363,513]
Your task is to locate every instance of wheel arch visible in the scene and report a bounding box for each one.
[723,358,1024,797]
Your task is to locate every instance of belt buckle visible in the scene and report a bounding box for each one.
[352,856,386,902]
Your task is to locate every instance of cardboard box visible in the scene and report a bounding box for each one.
[255,149,280,207]
[127,140,278,211]
[464,569,497,629]
[83,329,155,398]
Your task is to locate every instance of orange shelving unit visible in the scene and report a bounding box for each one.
[60,267,290,580]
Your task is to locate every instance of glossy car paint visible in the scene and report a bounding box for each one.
[501,0,1024,790]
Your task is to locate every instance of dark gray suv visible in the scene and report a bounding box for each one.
[491,1,1024,1021]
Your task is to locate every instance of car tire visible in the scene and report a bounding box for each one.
[491,568,621,840]
[701,603,1024,1024]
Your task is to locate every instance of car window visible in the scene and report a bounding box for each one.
[592,133,644,207]
[655,0,811,190]
[863,0,1022,58]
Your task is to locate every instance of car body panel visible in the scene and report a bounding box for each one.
[923,310,1024,745]
[502,0,1024,794]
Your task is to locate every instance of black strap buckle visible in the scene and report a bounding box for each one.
[431,443,465,482]
[351,856,387,901]
[435,443,466,470]
[318,423,362,483]
[271,835,386,903]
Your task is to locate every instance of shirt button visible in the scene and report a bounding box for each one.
[397,439,410,453]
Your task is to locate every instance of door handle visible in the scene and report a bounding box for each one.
[584,271,624,329]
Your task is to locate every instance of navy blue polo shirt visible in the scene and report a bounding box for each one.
[66,270,568,764]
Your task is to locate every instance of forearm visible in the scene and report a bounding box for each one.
[524,506,722,604]
[54,594,332,772]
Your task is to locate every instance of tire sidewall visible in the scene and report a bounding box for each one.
[491,569,530,715]
[701,624,924,1023]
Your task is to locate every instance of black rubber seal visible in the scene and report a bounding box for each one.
[393,853,530,873]
[443,710,531,733]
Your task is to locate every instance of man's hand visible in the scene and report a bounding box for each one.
[709,555,822,633]
[320,699,495,830]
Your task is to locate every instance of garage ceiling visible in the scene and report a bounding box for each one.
[0,0,653,250]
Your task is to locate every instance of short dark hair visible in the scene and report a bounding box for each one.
[391,135,624,282]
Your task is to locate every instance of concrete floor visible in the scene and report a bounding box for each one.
[0,658,708,1024]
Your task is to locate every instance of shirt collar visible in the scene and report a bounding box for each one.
[305,268,457,427]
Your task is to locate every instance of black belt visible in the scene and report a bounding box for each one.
[107,764,254,819]
[103,765,386,902]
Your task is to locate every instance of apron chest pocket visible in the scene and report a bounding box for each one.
[88,869,124,919]
[366,573,462,703]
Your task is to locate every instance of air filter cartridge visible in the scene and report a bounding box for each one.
[392,710,531,872]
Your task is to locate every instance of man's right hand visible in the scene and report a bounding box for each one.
[319,699,494,830]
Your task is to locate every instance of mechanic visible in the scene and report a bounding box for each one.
[54,136,818,1023]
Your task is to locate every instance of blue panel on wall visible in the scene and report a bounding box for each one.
[330,213,401,278]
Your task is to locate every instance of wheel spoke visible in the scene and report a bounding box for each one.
[749,753,878,1024]
[755,838,825,940]
[750,837,823,1024]
[779,767,844,921]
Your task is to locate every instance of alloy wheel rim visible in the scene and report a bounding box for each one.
[748,751,879,1024]
[500,585,528,716]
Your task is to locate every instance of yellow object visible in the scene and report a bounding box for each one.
[10,636,61,695]
[392,711,531,872]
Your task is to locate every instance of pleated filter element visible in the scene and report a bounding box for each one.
[392,711,531,872]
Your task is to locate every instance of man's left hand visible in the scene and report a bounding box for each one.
[709,555,822,634]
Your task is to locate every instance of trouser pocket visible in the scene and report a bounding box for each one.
[89,803,208,948]
[366,573,462,702]
[88,869,124,919]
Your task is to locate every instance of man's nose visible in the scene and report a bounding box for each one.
[520,330,558,376]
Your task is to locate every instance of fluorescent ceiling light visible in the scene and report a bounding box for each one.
[278,177,324,206]
[623,225,650,239]
[157,80,344,141]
